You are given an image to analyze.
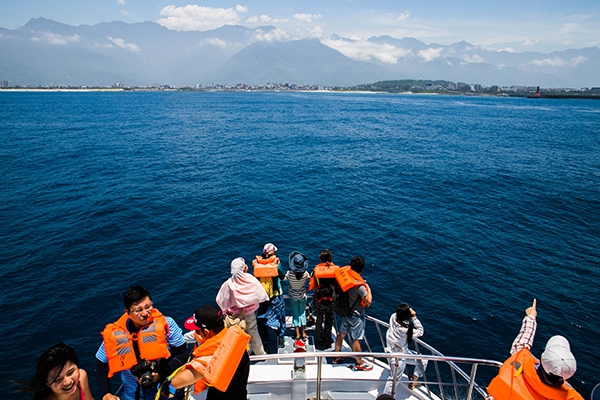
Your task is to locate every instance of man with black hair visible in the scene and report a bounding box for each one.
[95,285,188,400]
[332,255,373,371]
[169,305,250,400]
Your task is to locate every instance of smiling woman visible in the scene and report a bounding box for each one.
[15,342,94,400]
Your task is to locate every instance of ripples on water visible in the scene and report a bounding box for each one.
[1,92,599,396]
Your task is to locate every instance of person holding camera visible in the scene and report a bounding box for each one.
[95,286,188,400]
[167,305,250,400]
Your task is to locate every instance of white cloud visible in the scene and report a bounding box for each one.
[322,36,413,64]
[462,54,484,63]
[528,56,590,68]
[37,32,80,45]
[121,10,129,16]
[483,45,516,53]
[418,47,442,62]
[204,37,228,48]
[293,13,322,23]
[91,42,114,48]
[254,28,291,42]
[397,11,411,22]
[108,36,140,51]
[117,0,126,5]
[248,14,288,23]
[522,39,540,46]
[570,56,588,66]
[158,5,248,31]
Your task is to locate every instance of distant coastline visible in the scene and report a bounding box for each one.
[2,84,599,99]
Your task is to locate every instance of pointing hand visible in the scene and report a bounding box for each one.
[525,299,537,318]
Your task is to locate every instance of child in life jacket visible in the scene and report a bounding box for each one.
[285,251,310,341]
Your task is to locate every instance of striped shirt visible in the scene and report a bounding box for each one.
[285,271,310,299]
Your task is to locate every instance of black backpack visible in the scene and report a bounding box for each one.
[332,282,360,317]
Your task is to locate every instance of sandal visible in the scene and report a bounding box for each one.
[409,375,421,389]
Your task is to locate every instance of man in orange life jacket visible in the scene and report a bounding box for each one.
[95,286,188,400]
[332,255,373,371]
[487,299,583,400]
[168,305,250,400]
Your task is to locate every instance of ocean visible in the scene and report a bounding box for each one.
[1,91,599,397]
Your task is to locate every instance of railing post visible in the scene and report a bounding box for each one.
[391,358,399,398]
[433,360,446,400]
[450,363,459,400]
[466,363,478,400]
[316,356,323,400]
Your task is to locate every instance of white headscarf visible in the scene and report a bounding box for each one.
[216,257,269,314]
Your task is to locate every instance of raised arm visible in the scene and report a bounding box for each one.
[510,299,537,355]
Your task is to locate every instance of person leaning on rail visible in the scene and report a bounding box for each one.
[487,299,583,400]
[95,285,188,400]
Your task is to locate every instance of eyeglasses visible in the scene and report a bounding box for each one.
[131,303,153,316]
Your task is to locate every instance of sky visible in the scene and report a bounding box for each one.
[1,0,599,54]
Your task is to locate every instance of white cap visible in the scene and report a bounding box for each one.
[540,335,577,379]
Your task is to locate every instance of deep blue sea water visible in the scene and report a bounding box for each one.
[1,91,599,398]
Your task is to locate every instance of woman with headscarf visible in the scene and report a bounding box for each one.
[216,257,269,356]
[285,251,310,341]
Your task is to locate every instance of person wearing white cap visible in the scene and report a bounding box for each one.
[487,299,583,400]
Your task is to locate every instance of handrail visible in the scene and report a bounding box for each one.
[248,351,501,400]
[249,350,502,367]
[182,297,502,400]
[363,314,501,400]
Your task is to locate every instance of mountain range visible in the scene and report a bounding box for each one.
[1,17,598,88]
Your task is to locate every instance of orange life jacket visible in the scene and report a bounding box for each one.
[187,325,251,394]
[308,262,339,290]
[252,255,279,278]
[334,266,370,308]
[101,308,171,378]
[487,349,583,400]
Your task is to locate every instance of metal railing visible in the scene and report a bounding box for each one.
[246,312,502,400]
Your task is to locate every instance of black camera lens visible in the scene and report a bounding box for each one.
[140,371,154,388]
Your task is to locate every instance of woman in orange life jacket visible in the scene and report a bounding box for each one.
[487,299,583,400]
[311,249,338,347]
[253,243,287,349]
[16,342,94,400]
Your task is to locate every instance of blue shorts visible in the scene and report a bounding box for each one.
[339,314,365,344]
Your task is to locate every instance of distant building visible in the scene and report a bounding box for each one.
[0,80,8,88]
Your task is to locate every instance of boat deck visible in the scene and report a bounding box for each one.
[190,303,502,400]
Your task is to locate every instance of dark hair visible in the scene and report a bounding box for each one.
[319,249,332,263]
[395,303,414,344]
[124,285,151,310]
[350,255,365,273]
[16,342,79,400]
[294,271,304,280]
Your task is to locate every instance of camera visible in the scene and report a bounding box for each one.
[130,359,164,388]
